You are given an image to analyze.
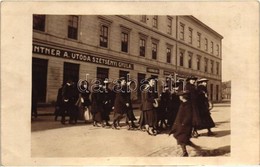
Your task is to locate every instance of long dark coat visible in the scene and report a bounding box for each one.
[157,90,170,122]
[54,87,63,116]
[125,91,137,121]
[185,83,201,127]
[140,86,158,127]
[196,85,215,130]
[102,87,115,121]
[113,86,130,114]
[171,100,193,145]
[91,90,103,122]
[167,92,181,127]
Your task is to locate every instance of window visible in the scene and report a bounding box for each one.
[68,15,78,40]
[180,23,185,40]
[216,62,220,75]
[166,47,171,63]
[141,15,147,23]
[97,67,109,82]
[119,70,129,79]
[188,53,193,68]
[211,41,214,54]
[205,38,208,51]
[100,25,108,48]
[33,15,46,32]
[167,17,172,35]
[153,15,158,28]
[188,28,193,44]
[197,32,201,48]
[180,51,184,67]
[216,44,220,56]
[121,32,128,52]
[152,43,157,59]
[210,60,214,73]
[204,58,208,72]
[139,38,146,57]
[197,55,201,70]
[216,85,219,101]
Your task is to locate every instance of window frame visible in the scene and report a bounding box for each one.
[33,15,46,32]
[153,15,158,28]
[67,15,79,40]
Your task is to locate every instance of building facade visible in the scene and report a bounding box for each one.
[32,15,223,104]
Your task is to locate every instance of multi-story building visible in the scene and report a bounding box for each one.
[32,15,223,104]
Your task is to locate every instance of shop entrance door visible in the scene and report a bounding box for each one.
[32,58,48,102]
[63,62,79,84]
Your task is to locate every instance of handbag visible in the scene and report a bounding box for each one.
[84,107,92,121]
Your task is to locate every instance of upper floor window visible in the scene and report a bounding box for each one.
[204,58,208,72]
[167,17,172,35]
[197,55,201,70]
[216,44,220,56]
[68,15,78,40]
[180,51,184,67]
[121,32,128,53]
[166,47,172,63]
[100,25,108,48]
[180,23,185,40]
[197,32,201,48]
[216,62,220,75]
[139,38,146,57]
[211,41,214,54]
[210,60,214,73]
[205,38,208,51]
[33,15,46,32]
[152,43,157,60]
[188,28,193,44]
[188,53,193,68]
[141,15,147,23]
[153,15,158,28]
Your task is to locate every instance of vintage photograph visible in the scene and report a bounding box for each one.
[31,14,230,157]
[1,1,259,165]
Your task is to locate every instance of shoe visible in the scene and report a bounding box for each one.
[112,124,120,130]
[192,131,200,138]
[61,121,66,125]
[207,131,216,136]
[181,151,189,157]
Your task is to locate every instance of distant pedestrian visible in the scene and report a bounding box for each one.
[54,84,63,121]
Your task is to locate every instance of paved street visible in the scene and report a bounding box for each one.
[31,102,230,157]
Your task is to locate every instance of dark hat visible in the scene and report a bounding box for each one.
[186,76,198,81]
[197,78,208,83]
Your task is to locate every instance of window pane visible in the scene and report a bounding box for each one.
[33,15,46,31]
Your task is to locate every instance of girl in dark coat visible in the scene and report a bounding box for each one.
[112,77,130,130]
[167,87,181,128]
[91,83,103,127]
[196,78,215,136]
[170,90,193,157]
[185,76,201,138]
[140,78,159,136]
[101,80,115,127]
[157,86,170,129]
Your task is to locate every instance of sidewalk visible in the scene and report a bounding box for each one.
[31,103,230,157]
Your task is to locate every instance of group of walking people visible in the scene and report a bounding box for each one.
[53,75,215,157]
[169,76,216,157]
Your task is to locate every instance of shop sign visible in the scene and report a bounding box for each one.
[33,44,134,70]
[146,67,159,74]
